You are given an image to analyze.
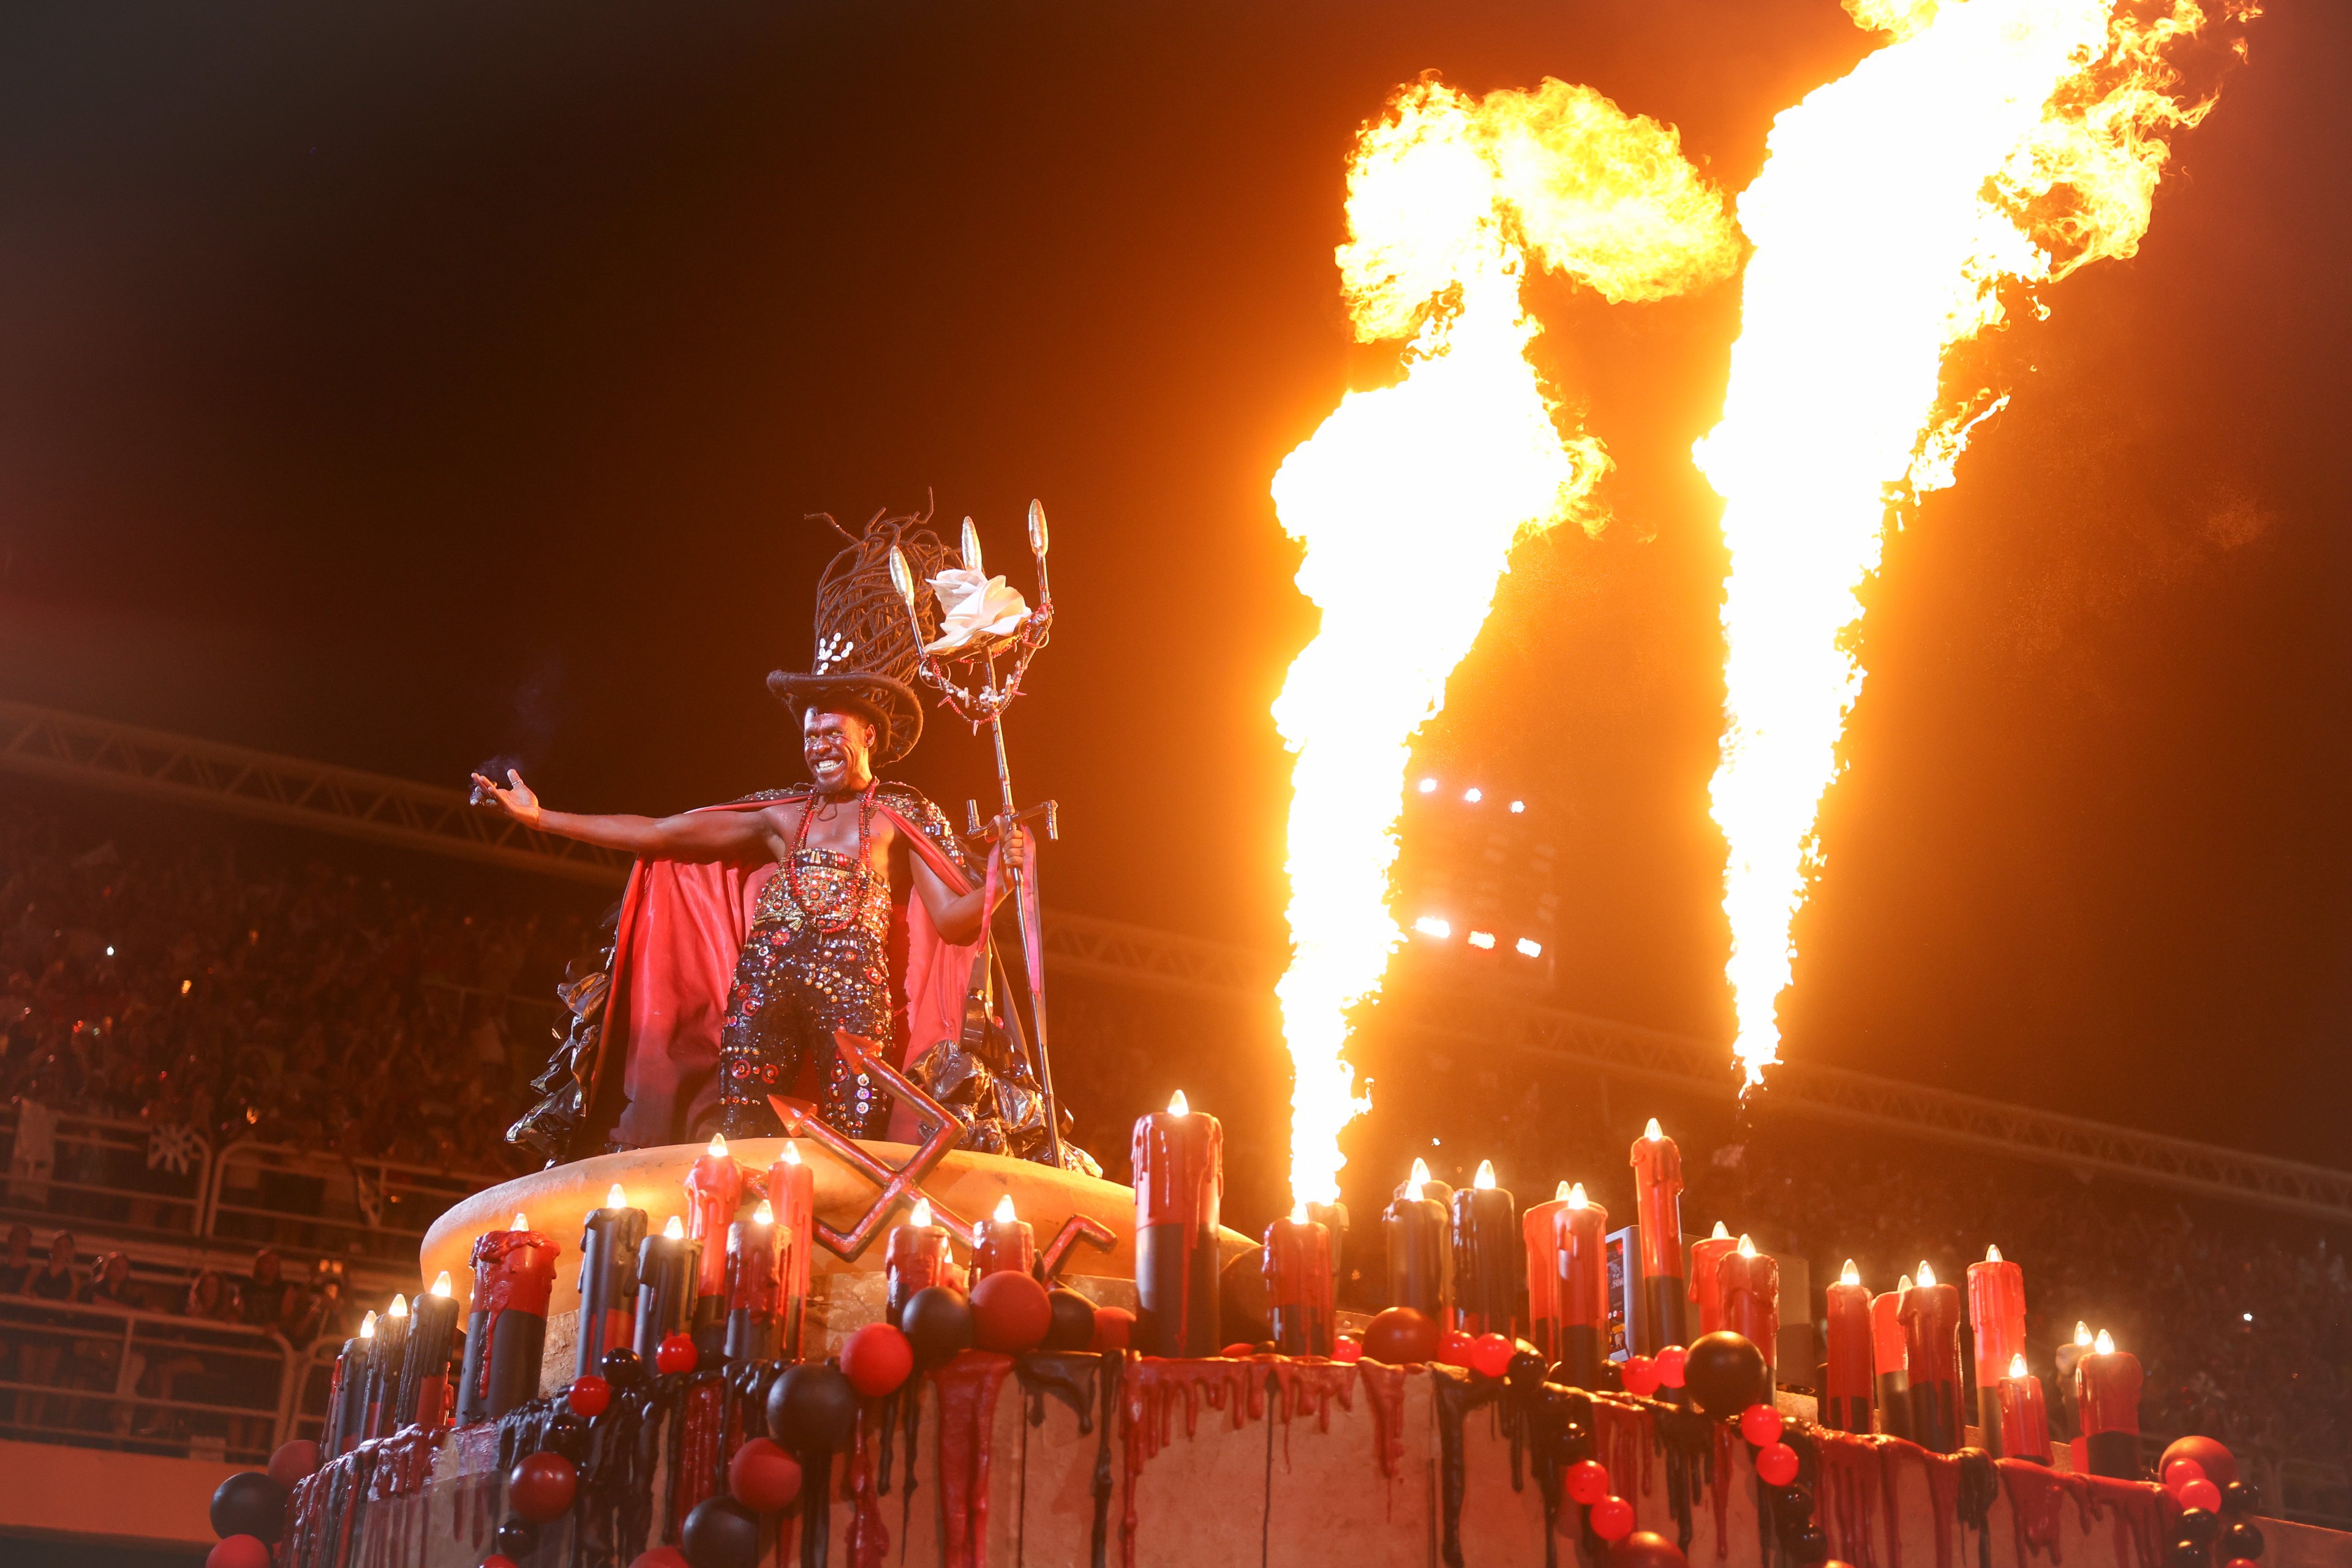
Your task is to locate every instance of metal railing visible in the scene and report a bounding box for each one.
[0,1295,309,1465]
[0,1104,211,1241]
[203,1140,496,1265]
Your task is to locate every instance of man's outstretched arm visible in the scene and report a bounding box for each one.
[471,769,774,861]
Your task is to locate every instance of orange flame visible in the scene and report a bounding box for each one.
[1271,78,1736,1209]
[1698,0,2255,1090]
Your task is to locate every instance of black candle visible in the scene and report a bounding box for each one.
[1381,1166,1449,1319]
[1450,1161,1518,1338]
[635,1215,700,1360]
[367,1295,410,1440]
[577,1185,647,1379]
[326,1320,371,1455]
[395,1273,461,1429]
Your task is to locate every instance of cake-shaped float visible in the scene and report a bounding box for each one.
[233,1127,2334,1568]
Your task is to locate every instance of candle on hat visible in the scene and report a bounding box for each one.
[1968,1243,2027,1453]
[974,1193,1036,1280]
[1263,1204,1335,1357]
[1382,1161,1448,1321]
[2075,1329,2143,1479]
[456,1212,557,1425]
[1717,1234,1781,1390]
[1689,1221,1740,1337]
[1451,1160,1518,1338]
[1133,1089,1222,1357]
[1997,1351,2052,1464]
[1899,1261,1964,1452]
[635,1215,699,1360]
[1871,1277,1912,1440]
[685,1134,745,1359]
[1521,1181,1572,1363]
[1553,1182,1610,1390]
[577,1185,647,1379]
[885,1196,958,1327]
[396,1271,461,1430]
[1821,1260,1874,1432]
[1628,1118,1688,1353]
[725,1199,783,1362]
[765,1142,815,1359]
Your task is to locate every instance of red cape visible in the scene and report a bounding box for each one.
[587,796,988,1149]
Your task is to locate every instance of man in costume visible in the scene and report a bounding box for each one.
[486,514,1077,1164]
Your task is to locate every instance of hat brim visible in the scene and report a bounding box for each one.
[766,670,924,766]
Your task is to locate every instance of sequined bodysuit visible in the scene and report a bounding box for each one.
[716,797,899,1140]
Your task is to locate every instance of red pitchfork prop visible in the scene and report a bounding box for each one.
[766,1032,974,1259]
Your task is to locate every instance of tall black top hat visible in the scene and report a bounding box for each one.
[766,507,949,767]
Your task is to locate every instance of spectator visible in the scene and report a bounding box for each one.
[80,1251,140,1308]
[25,1231,77,1300]
[0,1223,31,1292]
[238,1248,303,1338]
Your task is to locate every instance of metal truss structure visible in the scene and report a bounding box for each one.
[10,697,2346,1223]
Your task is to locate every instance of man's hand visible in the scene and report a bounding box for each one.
[989,816,1031,881]
[470,768,543,828]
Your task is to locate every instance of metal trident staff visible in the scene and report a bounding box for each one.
[888,502,1065,1166]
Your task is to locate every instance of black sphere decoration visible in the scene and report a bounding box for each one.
[1506,1351,1548,1392]
[2222,1481,2261,1519]
[209,1472,290,1545]
[544,1414,590,1461]
[1781,1484,1816,1523]
[1043,1289,1098,1352]
[1791,1525,1830,1564]
[601,1346,647,1388]
[681,1497,762,1568]
[1683,1331,1770,1417]
[2223,1522,2266,1561]
[902,1286,974,1367]
[2165,1542,2207,1568]
[495,1518,540,1559]
[2178,1509,2220,1548]
[767,1363,859,1453]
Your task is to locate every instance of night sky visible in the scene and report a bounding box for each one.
[1,2,2346,1166]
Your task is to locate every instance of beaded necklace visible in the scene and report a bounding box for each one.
[785,783,878,933]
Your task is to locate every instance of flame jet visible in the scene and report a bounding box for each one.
[1270,79,1738,1209]
[1697,0,2255,1091]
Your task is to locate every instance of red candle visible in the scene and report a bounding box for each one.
[1899,1261,1964,1451]
[456,1213,558,1423]
[1521,1182,1570,1363]
[765,1143,816,1359]
[685,1134,745,1353]
[576,1185,646,1380]
[1822,1260,1874,1432]
[1628,1118,1687,1352]
[724,1200,783,1362]
[396,1272,462,1430]
[974,1193,1037,1279]
[1132,1089,1223,1357]
[1997,1353,2052,1463]
[1689,1221,1739,1336]
[1262,1208,1335,1356]
[1717,1235,1780,1387]
[1871,1280,1912,1440]
[1552,1183,1610,1390]
[884,1196,958,1327]
[1967,1243,2026,1451]
[2075,1330,2143,1478]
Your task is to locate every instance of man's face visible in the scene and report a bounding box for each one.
[49,1234,74,1266]
[254,1250,281,1283]
[803,708,875,794]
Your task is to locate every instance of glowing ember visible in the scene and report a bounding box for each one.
[1269,78,1736,1212]
[1697,0,2256,1091]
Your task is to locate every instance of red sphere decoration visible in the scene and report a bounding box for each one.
[1091,1306,1134,1351]
[1566,1459,1612,1507]
[1740,1404,1785,1447]
[1362,1307,1442,1366]
[728,1436,805,1512]
[1221,1342,1257,1358]
[568,1374,613,1419]
[206,1537,271,1568]
[2165,1458,2207,1492]
[2179,1479,2223,1513]
[508,1451,579,1524]
[1589,1495,1637,1542]
[1654,1346,1688,1390]
[481,1557,518,1568]
[1438,1329,1476,1368]
[2161,1436,2240,1489]
[266,1439,320,1490]
[1755,1441,1800,1488]
[654,1333,698,1375]
[628,1551,692,1568]
[2225,1561,2260,1568]
[1619,1355,1662,1397]
[971,1270,1054,1353]
[1609,1531,1691,1568]
[1469,1333,1517,1379]
[1333,1335,1363,1363]
[842,1323,916,1397]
